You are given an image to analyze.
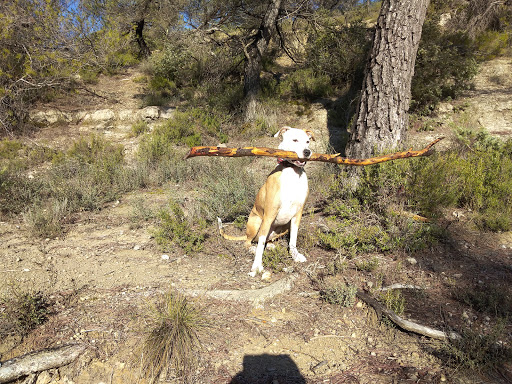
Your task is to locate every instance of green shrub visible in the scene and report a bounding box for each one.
[475,30,511,60]
[154,199,205,254]
[408,131,512,231]
[320,282,358,307]
[130,120,150,137]
[198,159,259,223]
[0,288,51,338]
[278,68,333,101]
[412,20,478,114]
[442,320,511,371]
[263,244,291,273]
[379,289,406,317]
[24,198,69,238]
[138,108,226,163]
[304,18,369,87]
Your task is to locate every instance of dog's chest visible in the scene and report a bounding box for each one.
[274,168,308,225]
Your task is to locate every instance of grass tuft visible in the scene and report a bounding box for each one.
[140,291,208,383]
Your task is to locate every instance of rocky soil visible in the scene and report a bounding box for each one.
[1,59,512,384]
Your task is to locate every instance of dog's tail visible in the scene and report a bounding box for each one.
[217,217,247,241]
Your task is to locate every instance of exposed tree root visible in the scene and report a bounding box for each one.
[0,344,87,384]
[182,275,298,305]
[356,290,461,340]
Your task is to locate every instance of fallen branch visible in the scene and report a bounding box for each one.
[356,290,460,340]
[182,275,298,305]
[378,284,424,291]
[185,138,443,166]
[0,344,87,384]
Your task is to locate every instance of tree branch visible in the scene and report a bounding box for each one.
[185,138,443,166]
[0,344,87,383]
[356,290,460,340]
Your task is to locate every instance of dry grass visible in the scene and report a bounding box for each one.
[139,291,208,383]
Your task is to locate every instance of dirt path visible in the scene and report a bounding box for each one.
[1,61,512,384]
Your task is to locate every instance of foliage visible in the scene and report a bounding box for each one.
[129,120,150,137]
[411,19,479,114]
[442,320,511,371]
[198,159,259,223]
[304,17,370,88]
[140,290,208,383]
[379,289,406,317]
[408,131,512,231]
[138,108,225,165]
[0,287,51,338]
[263,244,291,273]
[277,68,333,101]
[154,199,205,254]
[320,282,358,307]
[453,284,512,318]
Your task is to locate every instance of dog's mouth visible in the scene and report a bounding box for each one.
[292,160,307,167]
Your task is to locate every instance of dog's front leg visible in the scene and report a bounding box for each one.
[249,216,276,277]
[289,215,307,263]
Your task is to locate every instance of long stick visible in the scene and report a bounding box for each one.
[184,138,443,166]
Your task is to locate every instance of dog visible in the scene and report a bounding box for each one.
[218,126,314,277]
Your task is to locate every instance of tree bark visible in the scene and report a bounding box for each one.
[243,0,282,121]
[345,0,430,159]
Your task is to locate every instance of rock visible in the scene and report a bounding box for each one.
[161,254,170,260]
[30,110,73,125]
[160,107,175,119]
[83,109,115,123]
[406,257,417,265]
[140,106,159,120]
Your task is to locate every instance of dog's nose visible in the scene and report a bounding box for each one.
[303,148,311,158]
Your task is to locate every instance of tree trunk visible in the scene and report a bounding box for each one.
[345,0,430,159]
[134,19,151,58]
[243,0,282,121]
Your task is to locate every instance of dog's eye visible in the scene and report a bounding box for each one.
[293,139,298,143]
[306,141,310,144]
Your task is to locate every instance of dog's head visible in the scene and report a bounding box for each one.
[274,126,315,167]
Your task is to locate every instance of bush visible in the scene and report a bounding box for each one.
[304,18,370,87]
[408,131,512,231]
[154,199,205,254]
[0,287,51,338]
[320,282,358,307]
[263,244,291,273]
[140,291,208,383]
[278,68,333,101]
[442,320,511,371]
[138,108,226,164]
[198,159,259,223]
[411,20,478,114]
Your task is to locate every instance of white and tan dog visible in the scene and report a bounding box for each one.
[218,126,314,276]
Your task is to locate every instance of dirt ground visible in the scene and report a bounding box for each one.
[1,59,512,384]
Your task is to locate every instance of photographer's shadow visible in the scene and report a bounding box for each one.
[230,353,306,384]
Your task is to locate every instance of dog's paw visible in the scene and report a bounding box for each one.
[291,248,307,263]
[249,264,264,277]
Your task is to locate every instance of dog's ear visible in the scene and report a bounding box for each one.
[274,126,291,138]
[304,129,315,141]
